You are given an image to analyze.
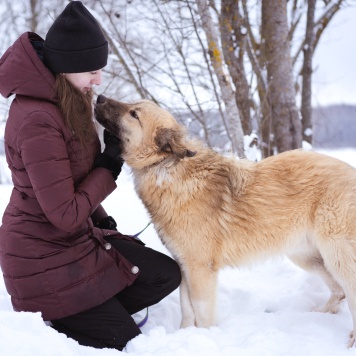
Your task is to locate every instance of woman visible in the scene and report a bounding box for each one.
[0,1,181,351]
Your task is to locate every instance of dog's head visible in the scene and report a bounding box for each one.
[94,95,196,169]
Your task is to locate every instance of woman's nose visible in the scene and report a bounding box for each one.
[91,70,102,85]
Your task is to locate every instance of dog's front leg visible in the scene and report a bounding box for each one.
[180,271,196,328]
[184,266,218,328]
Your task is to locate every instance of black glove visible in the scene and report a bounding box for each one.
[96,216,118,231]
[102,129,123,159]
[94,130,124,180]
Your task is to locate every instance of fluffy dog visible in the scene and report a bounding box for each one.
[95,94,356,347]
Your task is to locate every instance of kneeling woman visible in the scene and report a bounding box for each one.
[0,1,181,351]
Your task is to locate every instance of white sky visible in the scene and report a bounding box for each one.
[312,3,356,107]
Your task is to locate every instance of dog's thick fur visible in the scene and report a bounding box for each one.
[95,95,356,347]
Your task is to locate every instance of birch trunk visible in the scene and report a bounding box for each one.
[220,0,251,135]
[196,0,244,157]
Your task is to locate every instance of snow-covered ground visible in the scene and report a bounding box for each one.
[0,148,356,355]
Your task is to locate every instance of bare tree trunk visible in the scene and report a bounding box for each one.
[29,0,40,32]
[196,0,244,157]
[261,0,302,153]
[242,0,273,157]
[292,0,345,67]
[220,0,251,135]
[301,0,316,144]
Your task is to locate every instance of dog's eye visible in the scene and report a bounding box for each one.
[130,110,139,120]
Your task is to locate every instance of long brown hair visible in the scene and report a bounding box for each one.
[54,74,97,145]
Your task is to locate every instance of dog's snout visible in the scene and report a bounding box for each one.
[96,94,108,104]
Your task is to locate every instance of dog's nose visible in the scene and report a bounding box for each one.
[97,94,107,104]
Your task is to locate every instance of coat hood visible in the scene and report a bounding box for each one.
[0,32,56,101]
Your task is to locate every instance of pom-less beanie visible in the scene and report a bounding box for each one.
[43,1,108,73]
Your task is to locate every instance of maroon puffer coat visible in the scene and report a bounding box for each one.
[0,32,140,320]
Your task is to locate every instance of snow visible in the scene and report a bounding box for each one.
[1,148,356,355]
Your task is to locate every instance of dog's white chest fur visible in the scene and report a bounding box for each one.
[155,166,172,186]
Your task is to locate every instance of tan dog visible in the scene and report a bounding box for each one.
[95,95,356,347]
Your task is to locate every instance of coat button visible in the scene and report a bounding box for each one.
[104,242,112,250]
[131,266,139,274]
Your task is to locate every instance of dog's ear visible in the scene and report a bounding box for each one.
[155,127,197,159]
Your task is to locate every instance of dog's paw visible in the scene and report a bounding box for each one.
[180,321,194,329]
[312,293,345,314]
[348,331,356,348]
[312,305,339,314]
[180,317,195,329]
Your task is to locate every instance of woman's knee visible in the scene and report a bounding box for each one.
[109,238,181,288]
[163,255,181,291]
[143,249,181,291]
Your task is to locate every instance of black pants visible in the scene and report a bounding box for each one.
[51,238,181,351]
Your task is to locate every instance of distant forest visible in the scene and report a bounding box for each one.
[313,105,356,148]
[177,104,356,151]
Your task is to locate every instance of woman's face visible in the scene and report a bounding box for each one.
[64,70,102,93]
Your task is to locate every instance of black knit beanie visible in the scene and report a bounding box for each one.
[43,1,108,73]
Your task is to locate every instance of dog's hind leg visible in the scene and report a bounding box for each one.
[312,269,345,314]
[325,263,356,347]
[288,251,345,313]
[342,284,356,347]
[316,238,356,347]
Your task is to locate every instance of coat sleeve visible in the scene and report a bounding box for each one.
[91,204,108,226]
[17,111,117,232]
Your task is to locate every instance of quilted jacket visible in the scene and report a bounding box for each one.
[0,32,139,320]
